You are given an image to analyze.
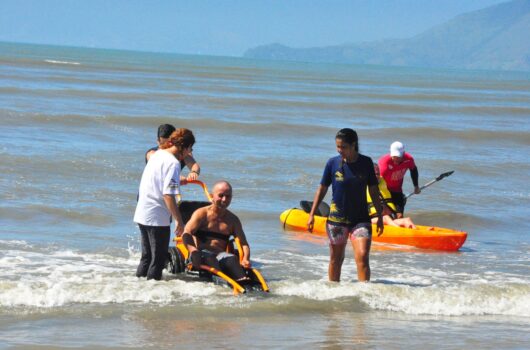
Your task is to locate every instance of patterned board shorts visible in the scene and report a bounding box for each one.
[326,222,372,245]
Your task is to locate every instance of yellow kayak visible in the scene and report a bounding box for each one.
[280,208,467,251]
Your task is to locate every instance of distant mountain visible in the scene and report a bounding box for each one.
[244,0,530,71]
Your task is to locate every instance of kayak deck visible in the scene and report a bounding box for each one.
[280,208,467,251]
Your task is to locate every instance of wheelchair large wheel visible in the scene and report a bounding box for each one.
[167,247,185,274]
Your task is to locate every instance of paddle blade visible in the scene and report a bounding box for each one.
[300,200,330,217]
[299,200,312,213]
[436,171,454,181]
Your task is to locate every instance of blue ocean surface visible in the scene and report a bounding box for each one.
[0,42,529,349]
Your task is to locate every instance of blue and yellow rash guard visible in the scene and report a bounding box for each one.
[320,155,378,226]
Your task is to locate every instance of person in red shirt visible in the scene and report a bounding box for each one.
[378,141,420,218]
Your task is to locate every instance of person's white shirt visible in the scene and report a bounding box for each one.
[134,149,180,226]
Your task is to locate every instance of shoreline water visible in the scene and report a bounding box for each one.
[0,42,529,349]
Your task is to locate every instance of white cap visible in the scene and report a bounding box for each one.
[390,141,405,157]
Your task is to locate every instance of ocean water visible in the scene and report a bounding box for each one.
[0,41,529,349]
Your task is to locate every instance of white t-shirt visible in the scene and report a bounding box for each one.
[134,149,181,226]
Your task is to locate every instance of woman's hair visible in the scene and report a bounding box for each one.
[336,128,359,151]
[157,124,176,139]
[159,128,195,150]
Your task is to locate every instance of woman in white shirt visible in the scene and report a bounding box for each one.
[134,128,195,280]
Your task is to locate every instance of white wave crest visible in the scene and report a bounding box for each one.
[0,247,232,308]
[1,245,529,317]
[44,59,81,65]
[272,279,530,317]
[361,282,530,316]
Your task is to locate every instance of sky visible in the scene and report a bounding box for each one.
[0,0,509,56]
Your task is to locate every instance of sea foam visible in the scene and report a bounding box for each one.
[1,243,528,317]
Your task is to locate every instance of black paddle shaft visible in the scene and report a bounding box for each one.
[406,170,455,199]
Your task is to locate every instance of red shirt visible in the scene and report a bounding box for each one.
[378,153,416,192]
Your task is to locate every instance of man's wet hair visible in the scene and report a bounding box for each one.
[157,124,176,139]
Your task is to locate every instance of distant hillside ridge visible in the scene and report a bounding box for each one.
[244,0,530,71]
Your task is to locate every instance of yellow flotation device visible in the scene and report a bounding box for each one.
[366,179,397,217]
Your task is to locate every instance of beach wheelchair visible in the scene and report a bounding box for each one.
[166,181,269,295]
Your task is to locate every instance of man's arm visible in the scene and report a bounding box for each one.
[410,166,420,194]
[182,209,204,269]
[233,216,251,268]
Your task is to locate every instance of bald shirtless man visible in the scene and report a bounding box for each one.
[181,181,251,282]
